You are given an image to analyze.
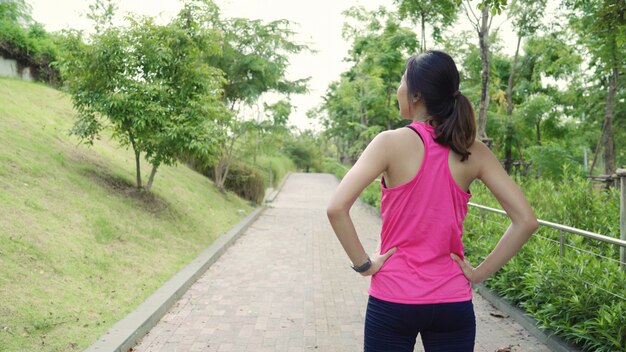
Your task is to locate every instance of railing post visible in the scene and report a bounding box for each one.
[618,168,626,271]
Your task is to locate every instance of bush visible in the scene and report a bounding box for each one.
[0,11,61,84]
[464,172,624,351]
[254,154,295,188]
[223,160,265,205]
[283,137,322,172]
[525,143,584,181]
[187,157,265,205]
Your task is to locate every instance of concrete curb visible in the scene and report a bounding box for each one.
[85,206,266,352]
[264,171,292,204]
[472,283,582,352]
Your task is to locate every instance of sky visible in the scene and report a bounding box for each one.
[26,0,560,132]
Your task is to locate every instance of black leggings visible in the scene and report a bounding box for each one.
[364,295,476,352]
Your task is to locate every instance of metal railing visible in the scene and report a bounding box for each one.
[468,201,626,276]
[469,202,626,249]
[468,201,626,303]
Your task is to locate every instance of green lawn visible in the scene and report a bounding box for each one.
[0,78,255,351]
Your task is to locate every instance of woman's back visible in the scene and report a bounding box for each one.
[369,120,475,304]
[382,123,482,193]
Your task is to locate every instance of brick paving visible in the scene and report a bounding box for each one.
[133,173,550,352]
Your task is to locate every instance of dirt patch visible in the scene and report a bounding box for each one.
[83,169,171,215]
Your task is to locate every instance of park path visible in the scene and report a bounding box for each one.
[133,173,550,352]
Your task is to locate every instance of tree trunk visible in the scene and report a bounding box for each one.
[506,35,522,116]
[504,35,522,174]
[386,87,392,130]
[589,115,606,177]
[214,131,238,192]
[421,15,426,51]
[214,158,226,192]
[504,124,513,174]
[145,163,158,192]
[602,66,618,175]
[477,5,491,140]
[129,133,142,189]
[536,119,541,146]
[360,83,366,126]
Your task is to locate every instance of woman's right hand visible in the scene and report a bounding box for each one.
[450,253,483,284]
[361,247,397,277]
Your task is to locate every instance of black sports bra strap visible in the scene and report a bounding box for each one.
[405,125,426,145]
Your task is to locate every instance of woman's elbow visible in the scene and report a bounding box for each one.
[524,215,539,235]
[326,202,348,218]
[512,212,539,237]
[326,205,341,218]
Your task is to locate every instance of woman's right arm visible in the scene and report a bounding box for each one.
[451,141,539,283]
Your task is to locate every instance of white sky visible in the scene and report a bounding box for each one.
[27,0,561,132]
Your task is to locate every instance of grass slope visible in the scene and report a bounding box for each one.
[0,78,254,351]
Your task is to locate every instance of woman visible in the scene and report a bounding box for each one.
[326,50,538,351]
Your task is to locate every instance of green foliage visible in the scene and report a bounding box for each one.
[58,12,230,191]
[283,131,322,172]
[223,160,265,205]
[181,0,310,191]
[464,173,624,351]
[320,7,417,163]
[204,11,310,106]
[253,153,296,188]
[508,0,546,37]
[525,144,583,180]
[0,1,61,83]
[395,0,458,48]
[264,100,292,127]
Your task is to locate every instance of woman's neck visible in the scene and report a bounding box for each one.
[410,104,432,123]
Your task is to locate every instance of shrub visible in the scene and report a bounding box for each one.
[223,160,265,205]
[254,154,295,188]
[464,173,624,351]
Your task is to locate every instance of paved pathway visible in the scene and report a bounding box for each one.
[133,173,550,352]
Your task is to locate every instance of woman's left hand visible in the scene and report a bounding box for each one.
[360,247,397,277]
[450,253,483,283]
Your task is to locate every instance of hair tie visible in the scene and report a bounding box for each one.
[453,90,460,98]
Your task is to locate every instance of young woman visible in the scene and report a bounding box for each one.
[326,50,538,351]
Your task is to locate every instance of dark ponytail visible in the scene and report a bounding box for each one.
[405,50,476,161]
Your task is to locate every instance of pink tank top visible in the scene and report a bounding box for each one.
[368,120,473,304]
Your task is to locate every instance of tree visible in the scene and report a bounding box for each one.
[0,0,31,24]
[394,0,458,51]
[454,0,511,141]
[565,0,626,176]
[502,0,547,172]
[59,12,228,191]
[283,130,322,172]
[191,1,310,191]
[460,1,494,141]
[344,6,418,130]
[317,7,417,163]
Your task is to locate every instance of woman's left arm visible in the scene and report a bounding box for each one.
[326,131,396,276]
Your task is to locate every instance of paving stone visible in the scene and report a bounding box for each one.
[133,173,550,352]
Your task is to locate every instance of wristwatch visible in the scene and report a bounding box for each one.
[351,257,372,273]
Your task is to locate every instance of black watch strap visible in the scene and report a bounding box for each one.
[351,257,372,273]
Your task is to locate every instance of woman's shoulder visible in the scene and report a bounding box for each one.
[468,139,494,160]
